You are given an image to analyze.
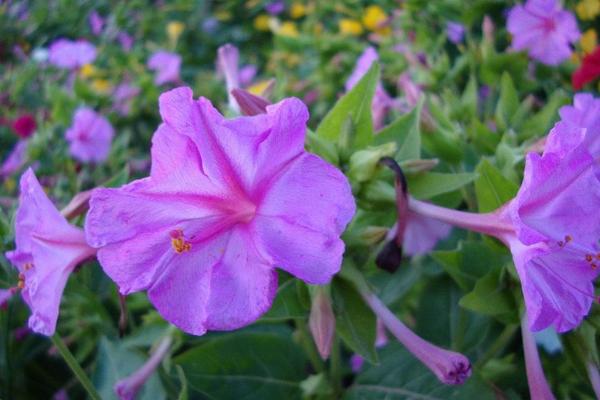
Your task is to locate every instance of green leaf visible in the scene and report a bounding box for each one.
[474,159,518,213]
[261,279,309,321]
[460,75,478,120]
[331,278,378,364]
[495,73,519,132]
[459,268,517,321]
[407,172,477,200]
[346,344,497,400]
[306,130,339,165]
[316,63,379,148]
[92,337,166,400]
[101,166,131,188]
[174,331,306,400]
[374,100,423,161]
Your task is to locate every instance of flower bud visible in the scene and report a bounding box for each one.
[309,288,335,360]
[231,89,270,116]
[348,142,397,183]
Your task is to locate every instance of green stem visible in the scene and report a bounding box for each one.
[475,324,518,369]
[330,335,342,396]
[51,334,101,400]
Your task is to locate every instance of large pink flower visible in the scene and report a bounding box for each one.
[85,87,355,335]
[65,107,114,163]
[5,169,96,335]
[507,0,580,65]
[48,39,96,69]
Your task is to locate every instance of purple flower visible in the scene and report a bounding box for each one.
[118,32,134,52]
[112,82,140,116]
[239,64,258,87]
[147,51,181,85]
[89,11,104,36]
[363,291,471,384]
[507,0,580,65]
[115,335,172,400]
[446,21,465,44]
[1,140,28,179]
[5,169,96,335]
[85,87,355,335]
[403,212,451,256]
[65,108,114,163]
[48,39,96,69]
[265,0,285,15]
[345,47,393,130]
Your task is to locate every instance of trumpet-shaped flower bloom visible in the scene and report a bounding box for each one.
[65,108,114,163]
[147,51,181,85]
[507,0,580,65]
[85,87,355,335]
[48,39,96,69]
[4,169,96,335]
[345,47,393,130]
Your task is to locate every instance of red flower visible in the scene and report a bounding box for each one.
[11,114,36,138]
[572,46,600,90]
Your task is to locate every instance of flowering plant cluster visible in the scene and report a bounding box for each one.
[2,0,600,399]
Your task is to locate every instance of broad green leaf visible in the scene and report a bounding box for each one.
[459,268,517,321]
[331,278,378,364]
[261,279,308,321]
[432,240,508,292]
[174,331,306,400]
[407,172,477,200]
[495,73,519,132]
[374,100,423,161]
[93,337,166,400]
[519,90,570,140]
[474,159,518,212]
[316,63,379,148]
[306,130,339,165]
[345,344,497,400]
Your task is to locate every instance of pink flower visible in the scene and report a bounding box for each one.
[4,169,96,335]
[403,212,451,256]
[507,0,579,65]
[147,51,181,85]
[65,108,114,163]
[89,11,104,36]
[85,87,355,335]
[216,44,258,112]
[345,47,393,130]
[558,93,600,149]
[1,140,28,179]
[11,114,36,138]
[48,39,96,69]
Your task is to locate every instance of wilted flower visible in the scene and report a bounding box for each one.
[507,0,580,65]
[572,46,600,90]
[4,169,96,335]
[85,87,355,335]
[65,108,114,163]
[147,51,181,85]
[345,47,393,130]
[114,335,172,400]
[231,88,270,116]
[11,114,36,138]
[446,21,465,44]
[48,39,96,69]
[363,291,471,384]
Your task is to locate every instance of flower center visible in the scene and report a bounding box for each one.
[541,18,556,33]
[170,229,191,253]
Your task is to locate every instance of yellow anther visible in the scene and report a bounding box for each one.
[170,229,191,254]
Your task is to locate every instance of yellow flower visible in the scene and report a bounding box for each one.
[571,52,581,65]
[290,2,306,19]
[248,80,272,96]
[576,0,600,20]
[362,5,387,32]
[79,64,97,78]
[254,14,271,31]
[277,21,299,37]
[167,21,185,45]
[581,29,598,54]
[91,79,112,94]
[339,19,363,36]
[214,10,232,21]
